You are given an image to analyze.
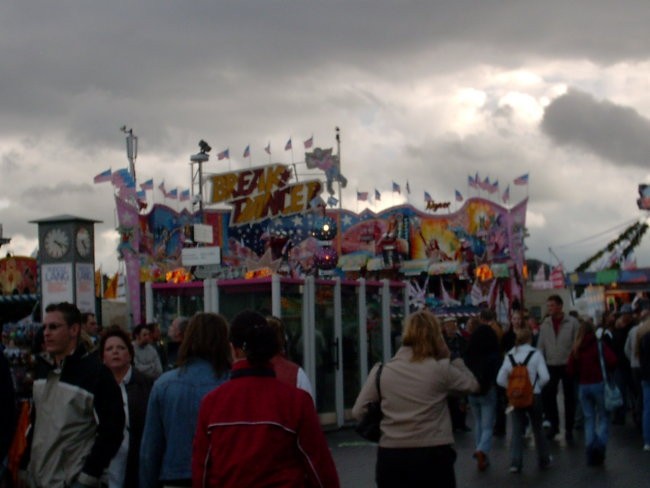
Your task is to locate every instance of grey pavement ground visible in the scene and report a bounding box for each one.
[327,419,650,487]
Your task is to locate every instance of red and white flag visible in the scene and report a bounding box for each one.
[550,265,565,288]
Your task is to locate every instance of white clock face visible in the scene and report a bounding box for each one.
[76,227,91,257]
[44,228,70,259]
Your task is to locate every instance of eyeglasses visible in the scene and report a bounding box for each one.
[42,323,67,331]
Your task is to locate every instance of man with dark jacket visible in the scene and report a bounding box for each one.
[24,302,124,488]
[1,348,16,484]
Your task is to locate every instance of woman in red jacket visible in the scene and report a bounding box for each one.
[567,318,617,466]
[192,311,339,488]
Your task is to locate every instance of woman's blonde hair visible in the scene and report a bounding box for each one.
[572,318,594,358]
[514,326,532,346]
[402,310,444,361]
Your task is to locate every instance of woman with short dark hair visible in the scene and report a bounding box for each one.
[100,326,152,488]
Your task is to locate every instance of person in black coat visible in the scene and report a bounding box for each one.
[443,317,470,432]
[464,315,501,471]
[0,348,16,483]
[101,326,153,488]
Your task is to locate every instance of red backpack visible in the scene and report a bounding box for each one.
[506,351,536,409]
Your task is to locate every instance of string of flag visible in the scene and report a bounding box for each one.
[210,136,315,161]
[94,163,529,210]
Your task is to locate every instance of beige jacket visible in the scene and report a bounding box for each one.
[537,314,579,366]
[352,346,479,448]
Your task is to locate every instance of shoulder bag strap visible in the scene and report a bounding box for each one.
[375,363,384,399]
[525,350,538,388]
[523,350,535,365]
[597,340,609,382]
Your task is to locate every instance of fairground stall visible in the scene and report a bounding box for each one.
[106,151,528,424]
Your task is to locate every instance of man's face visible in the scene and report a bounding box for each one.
[84,314,98,336]
[136,328,151,346]
[43,311,79,362]
[168,320,180,342]
[151,325,161,341]
[547,300,562,317]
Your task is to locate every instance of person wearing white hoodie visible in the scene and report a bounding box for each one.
[497,327,551,474]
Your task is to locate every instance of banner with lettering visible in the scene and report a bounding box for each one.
[75,263,96,314]
[41,263,74,315]
[208,164,322,225]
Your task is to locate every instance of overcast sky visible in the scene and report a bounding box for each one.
[2,1,650,275]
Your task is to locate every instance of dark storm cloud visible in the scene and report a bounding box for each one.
[2,0,649,152]
[541,89,650,168]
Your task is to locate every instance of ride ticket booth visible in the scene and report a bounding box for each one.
[145,276,407,427]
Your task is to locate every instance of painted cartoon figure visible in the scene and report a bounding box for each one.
[376,213,409,264]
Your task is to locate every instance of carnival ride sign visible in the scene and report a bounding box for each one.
[426,200,451,212]
[208,164,322,225]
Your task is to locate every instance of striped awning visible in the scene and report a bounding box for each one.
[0,293,38,304]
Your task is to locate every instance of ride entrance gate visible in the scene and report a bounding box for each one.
[145,276,407,426]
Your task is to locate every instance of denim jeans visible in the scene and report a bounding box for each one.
[642,380,650,446]
[579,382,609,451]
[468,387,496,453]
[510,394,550,469]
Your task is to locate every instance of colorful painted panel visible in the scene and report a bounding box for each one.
[136,197,527,286]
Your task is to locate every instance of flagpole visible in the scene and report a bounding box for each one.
[527,173,530,199]
[290,136,294,165]
[336,127,342,209]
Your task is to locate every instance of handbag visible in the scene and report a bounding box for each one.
[355,363,384,442]
[596,340,623,412]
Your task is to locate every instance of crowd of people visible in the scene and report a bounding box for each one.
[0,304,337,488]
[353,294,650,487]
[2,294,650,487]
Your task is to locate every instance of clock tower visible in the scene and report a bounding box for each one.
[31,215,101,318]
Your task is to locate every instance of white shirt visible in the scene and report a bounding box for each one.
[496,344,550,394]
[296,367,314,402]
[105,367,131,488]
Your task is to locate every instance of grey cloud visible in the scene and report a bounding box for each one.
[21,182,93,201]
[2,1,650,272]
[3,1,650,151]
[1,151,21,172]
[541,89,650,168]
